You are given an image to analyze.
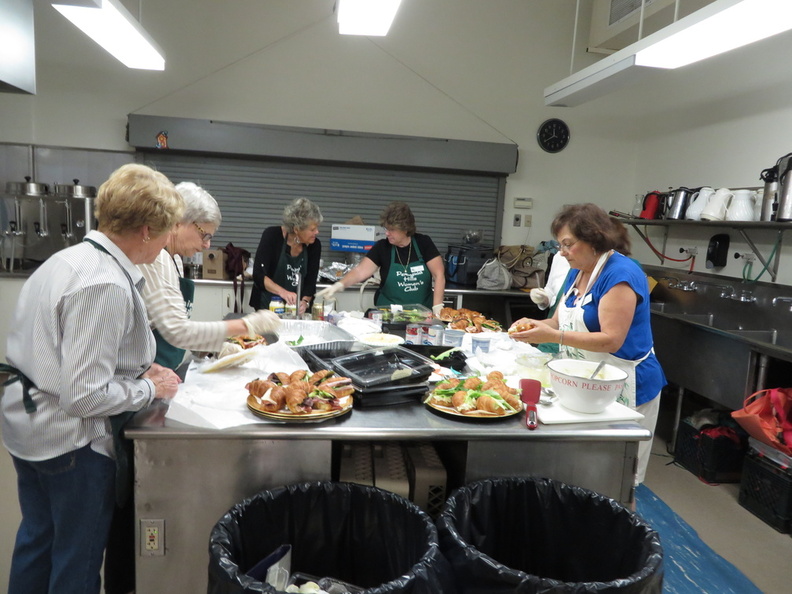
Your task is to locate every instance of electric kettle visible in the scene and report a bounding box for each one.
[639,191,664,219]
[665,187,693,220]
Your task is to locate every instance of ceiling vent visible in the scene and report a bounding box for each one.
[589,0,714,52]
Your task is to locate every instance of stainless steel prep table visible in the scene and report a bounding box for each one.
[125,401,649,593]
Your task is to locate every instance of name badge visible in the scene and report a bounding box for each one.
[582,294,593,306]
[410,265,424,274]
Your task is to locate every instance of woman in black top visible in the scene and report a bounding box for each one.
[316,201,445,313]
[250,198,322,314]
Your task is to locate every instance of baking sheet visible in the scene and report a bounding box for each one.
[536,401,644,424]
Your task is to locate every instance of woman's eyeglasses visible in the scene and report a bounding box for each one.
[558,239,579,252]
[193,222,213,243]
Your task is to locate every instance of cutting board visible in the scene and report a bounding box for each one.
[537,400,644,424]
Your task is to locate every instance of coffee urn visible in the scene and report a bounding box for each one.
[775,153,792,222]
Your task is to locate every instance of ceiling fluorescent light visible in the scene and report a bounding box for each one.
[635,0,792,68]
[337,0,402,36]
[545,0,792,107]
[52,0,165,70]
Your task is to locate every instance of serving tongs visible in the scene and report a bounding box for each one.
[519,378,542,430]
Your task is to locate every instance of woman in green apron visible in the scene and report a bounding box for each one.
[138,182,280,374]
[250,197,323,315]
[316,201,446,315]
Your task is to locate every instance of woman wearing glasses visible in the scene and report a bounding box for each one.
[137,181,280,372]
[509,203,665,486]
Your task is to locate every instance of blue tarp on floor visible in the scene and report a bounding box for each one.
[635,484,762,594]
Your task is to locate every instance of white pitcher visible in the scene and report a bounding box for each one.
[726,189,757,221]
[700,188,733,221]
[685,187,713,220]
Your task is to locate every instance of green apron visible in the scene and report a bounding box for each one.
[153,257,195,371]
[261,241,307,305]
[377,238,433,308]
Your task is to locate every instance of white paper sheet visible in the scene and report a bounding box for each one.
[165,341,309,429]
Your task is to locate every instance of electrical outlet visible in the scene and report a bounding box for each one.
[513,214,521,226]
[524,215,532,227]
[141,519,165,556]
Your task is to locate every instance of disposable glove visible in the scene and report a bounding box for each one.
[432,303,443,317]
[242,309,282,336]
[315,281,345,300]
[529,288,551,310]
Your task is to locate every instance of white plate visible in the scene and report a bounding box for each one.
[199,347,261,373]
[358,333,405,347]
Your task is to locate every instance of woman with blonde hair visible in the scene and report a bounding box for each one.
[1,163,185,593]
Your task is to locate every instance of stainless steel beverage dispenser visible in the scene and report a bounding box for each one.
[54,179,97,246]
[3,178,50,272]
[775,153,792,222]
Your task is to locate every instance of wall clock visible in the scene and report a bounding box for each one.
[537,118,570,153]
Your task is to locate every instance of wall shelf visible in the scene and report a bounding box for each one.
[613,217,788,282]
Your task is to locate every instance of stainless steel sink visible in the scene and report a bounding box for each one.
[729,329,779,346]
[670,313,715,327]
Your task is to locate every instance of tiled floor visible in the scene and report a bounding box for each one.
[645,392,792,594]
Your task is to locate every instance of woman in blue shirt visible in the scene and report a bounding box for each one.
[510,203,665,486]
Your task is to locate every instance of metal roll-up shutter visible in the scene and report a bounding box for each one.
[140,152,504,259]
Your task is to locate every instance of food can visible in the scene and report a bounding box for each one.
[370,310,383,323]
[422,325,443,346]
[404,323,423,345]
[312,301,324,321]
[284,302,297,319]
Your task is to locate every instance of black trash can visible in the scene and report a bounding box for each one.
[436,477,663,594]
[208,481,455,594]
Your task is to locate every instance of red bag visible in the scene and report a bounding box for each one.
[731,388,792,456]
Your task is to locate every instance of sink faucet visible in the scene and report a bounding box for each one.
[772,296,792,310]
[658,276,696,291]
[690,281,735,299]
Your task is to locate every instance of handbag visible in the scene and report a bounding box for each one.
[497,245,544,289]
[476,256,512,290]
[731,388,792,456]
[223,243,251,313]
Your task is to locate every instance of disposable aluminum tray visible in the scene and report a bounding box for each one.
[278,320,355,355]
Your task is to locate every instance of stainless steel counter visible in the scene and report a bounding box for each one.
[126,400,648,593]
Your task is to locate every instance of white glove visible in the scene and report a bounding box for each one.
[315,281,345,300]
[530,288,551,310]
[242,309,281,336]
[432,304,443,317]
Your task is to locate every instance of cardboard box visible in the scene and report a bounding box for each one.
[330,224,385,253]
[202,249,228,279]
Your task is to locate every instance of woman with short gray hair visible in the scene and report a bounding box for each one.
[250,197,323,314]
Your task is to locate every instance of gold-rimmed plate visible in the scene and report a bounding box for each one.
[246,394,353,423]
[425,398,523,420]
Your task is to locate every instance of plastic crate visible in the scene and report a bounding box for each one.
[338,442,374,486]
[739,452,792,533]
[372,443,411,500]
[748,437,792,469]
[404,442,448,518]
[674,417,745,483]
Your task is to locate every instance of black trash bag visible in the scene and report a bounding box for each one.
[436,477,663,594]
[208,481,456,594]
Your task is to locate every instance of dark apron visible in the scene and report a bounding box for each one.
[84,238,149,507]
[261,240,307,306]
[153,259,195,371]
[377,238,433,308]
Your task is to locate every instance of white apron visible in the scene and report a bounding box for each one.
[557,251,651,409]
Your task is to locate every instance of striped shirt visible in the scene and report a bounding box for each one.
[137,249,228,352]
[1,231,157,461]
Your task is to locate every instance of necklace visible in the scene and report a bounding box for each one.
[395,241,412,270]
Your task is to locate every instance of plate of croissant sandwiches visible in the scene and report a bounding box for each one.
[245,369,354,422]
[425,370,522,419]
